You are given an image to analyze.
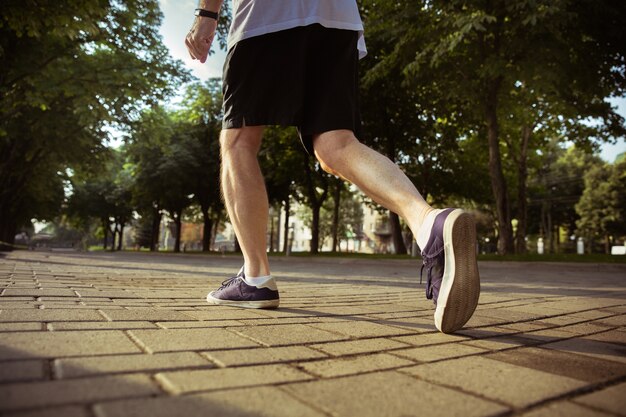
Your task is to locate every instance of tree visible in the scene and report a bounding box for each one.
[258,127,305,252]
[66,148,134,250]
[0,0,190,250]
[177,79,226,251]
[363,0,626,254]
[576,160,626,253]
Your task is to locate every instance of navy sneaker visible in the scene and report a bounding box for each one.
[420,208,480,333]
[206,267,280,309]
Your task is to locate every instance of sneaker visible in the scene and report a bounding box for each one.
[206,267,280,309]
[420,208,480,333]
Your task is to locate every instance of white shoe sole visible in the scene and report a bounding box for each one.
[206,292,280,309]
[433,209,480,333]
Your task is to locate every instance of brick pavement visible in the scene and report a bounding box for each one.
[1,250,625,417]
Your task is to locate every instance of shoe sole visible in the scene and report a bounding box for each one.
[433,209,480,333]
[206,292,280,309]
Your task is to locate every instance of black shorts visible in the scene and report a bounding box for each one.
[222,24,362,154]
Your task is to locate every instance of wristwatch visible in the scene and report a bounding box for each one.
[195,9,218,20]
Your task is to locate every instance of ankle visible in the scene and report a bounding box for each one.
[244,264,270,277]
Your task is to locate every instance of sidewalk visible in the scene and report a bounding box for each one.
[1,250,625,417]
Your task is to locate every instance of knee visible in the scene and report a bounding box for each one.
[220,127,263,158]
[313,130,358,176]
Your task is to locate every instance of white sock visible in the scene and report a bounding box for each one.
[244,274,273,287]
[416,209,444,250]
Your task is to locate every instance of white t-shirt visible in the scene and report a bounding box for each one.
[227,0,367,59]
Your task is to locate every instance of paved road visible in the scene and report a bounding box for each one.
[1,250,625,417]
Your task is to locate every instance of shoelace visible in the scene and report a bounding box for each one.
[218,275,241,290]
[419,258,435,300]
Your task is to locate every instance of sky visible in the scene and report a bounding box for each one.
[156,0,625,162]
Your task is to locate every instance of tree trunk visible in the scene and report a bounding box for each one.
[485,81,514,254]
[311,202,321,254]
[547,210,553,254]
[211,212,221,251]
[515,124,531,254]
[102,218,109,250]
[0,209,17,251]
[282,198,290,253]
[269,212,275,252]
[173,212,182,253]
[331,179,342,252]
[117,222,124,251]
[201,207,212,252]
[390,211,407,254]
[150,208,161,252]
[302,157,329,254]
[108,223,117,252]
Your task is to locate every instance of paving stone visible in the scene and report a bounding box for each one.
[594,314,626,326]
[0,302,40,309]
[128,328,259,353]
[497,321,553,332]
[572,381,626,416]
[0,374,159,412]
[154,320,246,328]
[0,360,46,382]
[368,315,434,332]
[391,343,486,362]
[99,309,195,322]
[203,346,327,367]
[2,289,76,297]
[235,324,349,346]
[522,328,580,342]
[3,405,91,417]
[558,322,613,336]
[0,309,105,322]
[487,346,626,382]
[180,309,269,321]
[519,400,613,417]
[462,334,542,351]
[56,352,211,378]
[0,323,43,332]
[307,320,414,338]
[583,329,626,345]
[94,386,325,417]
[297,352,414,378]
[156,364,313,394]
[49,321,158,331]
[542,337,626,364]
[400,356,587,407]
[391,332,470,346]
[283,370,508,417]
[0,330,141,359]
[310,338,410,356]
[308,305,380,316]
[75,289,138,298]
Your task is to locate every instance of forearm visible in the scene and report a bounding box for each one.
[198,0,223,13]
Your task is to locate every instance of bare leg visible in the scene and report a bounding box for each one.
[220,126,270,277]
[312,129,433,235]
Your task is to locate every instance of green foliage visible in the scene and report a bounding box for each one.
[127,78,224,251]
[66,149,134,249]
[359,0,626,254]
[296,186,364,250]
[0,0,190,249]
[576,160,626,247]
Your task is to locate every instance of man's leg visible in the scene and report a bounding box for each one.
[312,130,480,333]
[312,130,432,236]
[220,126,270,277]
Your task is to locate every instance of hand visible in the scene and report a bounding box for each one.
[185,16,217,64]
